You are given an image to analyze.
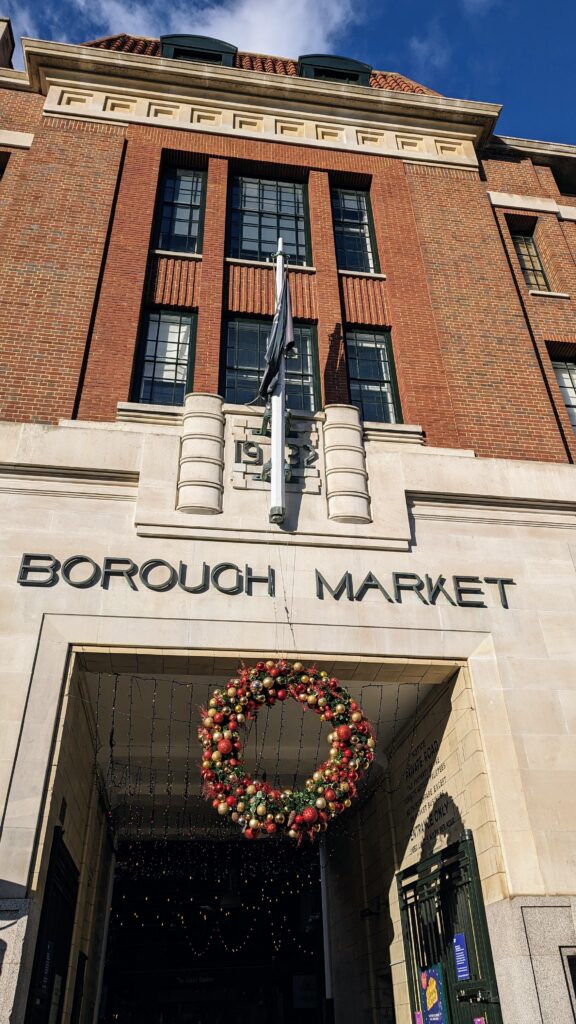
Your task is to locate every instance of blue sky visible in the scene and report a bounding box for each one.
[5,0,576,144]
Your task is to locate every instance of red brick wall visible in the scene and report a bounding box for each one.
[0,97,574,463]
[0,116,125,422]
[0,89,44,132]
[405,163,568,461]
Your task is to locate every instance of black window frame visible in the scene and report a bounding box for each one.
[297,54,372,87]
[227,176,312,267]
[552,359,576,435]
[345,327,401,424]
[133,308,197,407]
[223,316,320,412]
[509,222,550,291]
[154,167,207,255]
[331,187,380,274]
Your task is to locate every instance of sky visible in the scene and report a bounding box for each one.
[5,0,576,144]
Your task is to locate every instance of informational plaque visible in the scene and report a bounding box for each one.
[453,932,471,981]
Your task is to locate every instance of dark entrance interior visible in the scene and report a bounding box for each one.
[99,839,324,1024]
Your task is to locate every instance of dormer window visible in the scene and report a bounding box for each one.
[160,35,237,67]
[297,54,372,86]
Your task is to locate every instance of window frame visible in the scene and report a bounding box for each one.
[132,308,197,407]
[154,167,207,256]
[330,186,380,275]
[552,358,576,435]
[227,176,312,267]
[222,316,321,412]
[509,224,550,292]
[344,327,401,424]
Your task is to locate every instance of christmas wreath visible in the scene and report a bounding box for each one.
[198,659,375,841]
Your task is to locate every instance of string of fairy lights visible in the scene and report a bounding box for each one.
[77,665,455,856]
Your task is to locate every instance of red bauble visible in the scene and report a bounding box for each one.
[214,713,224,724]
[277,689,288,701]
[302,806,318,824]
[226,795,236,806]
[295,814,303,825]
[217,739,233,755]
[245,829,255,839]
[270,667,280,678]
[266,823,277,834]
[325,788,336,801]
[336,725,352,742]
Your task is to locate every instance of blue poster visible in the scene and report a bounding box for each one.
[419,963,448,1024]
[453,932,471,981]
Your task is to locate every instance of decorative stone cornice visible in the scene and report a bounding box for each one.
[5,37,501,166]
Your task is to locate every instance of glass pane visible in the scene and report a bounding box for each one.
[346,330,397,423]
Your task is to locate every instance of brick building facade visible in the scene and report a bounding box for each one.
[1,16,576,1024]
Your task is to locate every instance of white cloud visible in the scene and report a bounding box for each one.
[408,19,451,79]
[76,0,363,55]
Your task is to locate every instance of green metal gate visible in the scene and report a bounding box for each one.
[397,830,502,1024]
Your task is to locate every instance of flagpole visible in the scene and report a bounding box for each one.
[269,237,286,524]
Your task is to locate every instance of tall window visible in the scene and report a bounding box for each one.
[156,168,206,253]
[510,228,549,290]
[135,310,195,406]
[552,360,576,433]
[346,329,399,423]
[228,178,309,265]
[331,188,377,273]
[225,318,318,411]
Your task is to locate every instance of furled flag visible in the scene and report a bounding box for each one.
[257,271,295,400]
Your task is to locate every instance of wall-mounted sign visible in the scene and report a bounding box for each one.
[16,555,515,609]
[419,964,448,1024]
[453,932,471,981]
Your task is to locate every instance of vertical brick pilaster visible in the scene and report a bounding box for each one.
[78,133,162,421]
[307,170,348,404]
[193,157,228,394]
[371,162,460,446]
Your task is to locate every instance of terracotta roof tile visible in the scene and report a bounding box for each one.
[82,34,437,95]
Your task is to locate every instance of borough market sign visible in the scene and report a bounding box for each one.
[17,554,515,608]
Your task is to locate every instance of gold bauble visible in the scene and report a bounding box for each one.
[213,731,223,742]
[293,661,303,672]
[256,804,267,816]
[316,786,324,794]
[307,694,317,705]
[249,818,259,829]
[367,737,375,749]
[202,760,211,770]
[217,802,229,816]
[329,750,338,760]
[227,687,237,698]
[240,696,248,705]
[208,708,217,718]
[340,781,350,792]
[266,660,275,668]
[301,674,309,684]
[246,784,256,795]
[237,713,245,724]
[237,801,245,812]
[335,703,345,715]
[214,689,221,697]
[318,698,327,708]
[315,797,327,809]
[263,676,274,688]
[313,771,322,782]
[288,829,298,839]
[275,813,285,824]
[351,711,362,723]
[344,798,352,808]
[203,717,212,728]
[256,694,266,703]
[320,671,328,679]
[298,693,308,702]
[211,751,222,762]
[267,813,274,822]
[209,698,218,708]
[235,704,243,713]
[223,730,232,740]
[223,706,231,715]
